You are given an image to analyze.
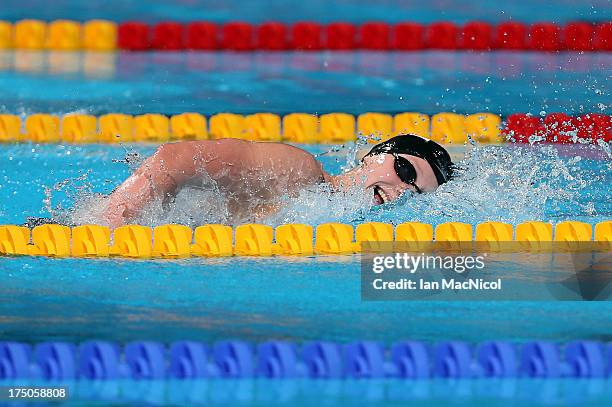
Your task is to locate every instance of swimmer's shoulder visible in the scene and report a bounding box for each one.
[189,139,328,181]
[264,142,329,182]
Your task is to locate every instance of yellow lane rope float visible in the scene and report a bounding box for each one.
[0,220,609,258]
[0,112,504,144]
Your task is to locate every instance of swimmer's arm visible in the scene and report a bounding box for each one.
[102,139,246,228]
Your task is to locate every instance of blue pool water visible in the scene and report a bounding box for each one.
[0,51,610,116]
[0,142,610,347]
[3,378,612,406]
[1,1,611,406]
[1,0,610,24]
[2,252,612,346]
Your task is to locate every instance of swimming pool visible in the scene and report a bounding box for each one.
[0,142,610,344]
[1,1,611,406]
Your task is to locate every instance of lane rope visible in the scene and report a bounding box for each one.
[0,221,609,258]
[0,112,609,144]
[0,19,610,52]
[0,339,610,380]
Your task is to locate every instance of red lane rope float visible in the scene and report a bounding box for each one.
[503,113,611,143]
[153,22,185,51]
[495,22,528,49]
[3,19,611,51]
[258,22,288,50]
[461,21,493,50]
[186,22,218,50]
[291,22,322,50]
[594,22,612,50]
[565,22,595,51]
[325,22,357,50]
[529,23,562,51]
[222,22,254,51]
[393,23,425,50]
[117,21,150,50]
[426,22,458,49]
[359,22,391,50]
[118,20,612,52]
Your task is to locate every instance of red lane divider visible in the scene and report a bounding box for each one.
[325,22,356,50]
[495,22,527,50]
[461,22,493,50]
[360,22,391,50]
[503,114,544,143]
[426,22,458,49]
[118,21,150,50]
[222,22,254,51]
[529,23,562,51]
[291,22,321,50]
[258,22,287,50]
[503,113,611,143]
[393,23,424,50]
[594,22,612,50]
[112,21,612,51]
[153,22,184,50]
[565,22,594,51]
[544,112,575,143]
[186,22,217,50]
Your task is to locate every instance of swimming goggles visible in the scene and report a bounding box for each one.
[362,152,423,194]
[392,154,423,194]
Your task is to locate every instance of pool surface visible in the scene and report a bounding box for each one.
[0,51,610,116]
[3,378,612,406]
[1,114,611,347]
[2,252,612,346]
[0,142,610,345]
[1,1,611,406]
[2,0,611,24]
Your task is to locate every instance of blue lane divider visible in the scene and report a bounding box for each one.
[0,340,610,381]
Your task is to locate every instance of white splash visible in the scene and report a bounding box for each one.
[48,142,606,228]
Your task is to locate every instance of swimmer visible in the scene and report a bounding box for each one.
[102,134,454,228]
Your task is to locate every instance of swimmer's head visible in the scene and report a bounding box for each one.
[359,134,454,205]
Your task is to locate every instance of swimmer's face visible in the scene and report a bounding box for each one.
[361,153,439,205]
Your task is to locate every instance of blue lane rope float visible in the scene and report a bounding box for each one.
[0,340,611,381]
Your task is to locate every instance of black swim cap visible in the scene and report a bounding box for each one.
[364,134,454,185]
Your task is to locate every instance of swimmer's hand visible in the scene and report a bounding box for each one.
[253,202,282,220]
[102,202,130,229]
